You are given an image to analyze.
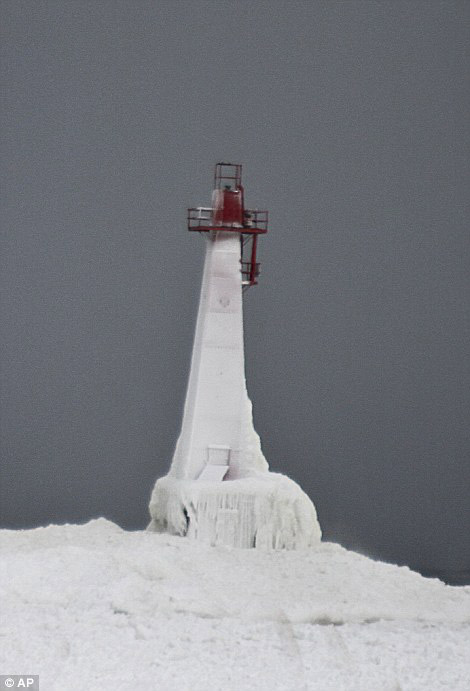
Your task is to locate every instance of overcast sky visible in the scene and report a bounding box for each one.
[1,0,468,579]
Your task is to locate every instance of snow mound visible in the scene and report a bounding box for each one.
[1,520,469,690]
[148,473,321,549]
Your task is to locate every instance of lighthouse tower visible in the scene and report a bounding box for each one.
[148,164,321,549]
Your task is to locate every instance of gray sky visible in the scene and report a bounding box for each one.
[1,0,469,578]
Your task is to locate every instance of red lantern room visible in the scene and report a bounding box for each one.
[187,163,268,286]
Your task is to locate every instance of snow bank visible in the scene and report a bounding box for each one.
[1,520,469,690]
[148,473,321,549]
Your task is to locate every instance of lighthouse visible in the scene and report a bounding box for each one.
[148,163,321,549]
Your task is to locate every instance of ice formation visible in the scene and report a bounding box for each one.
[148,229,321,548]
[149,474,321,549]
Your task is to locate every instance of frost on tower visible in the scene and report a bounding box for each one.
[148,163,321,549]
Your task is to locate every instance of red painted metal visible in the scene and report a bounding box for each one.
[212,187,244,226]
[188,163,268,287]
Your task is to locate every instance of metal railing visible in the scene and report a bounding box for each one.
[214,163,242,190]
[242,209,268,232]
[188,207,268,233]
[241,261,260,286]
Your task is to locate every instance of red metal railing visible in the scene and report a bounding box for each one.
[214,162,242,190]
[241,261,260,286]
[187,207,268,234]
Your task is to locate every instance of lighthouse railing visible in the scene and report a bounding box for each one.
[188,207,268,233]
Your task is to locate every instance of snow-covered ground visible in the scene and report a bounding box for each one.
[1,519,468,690]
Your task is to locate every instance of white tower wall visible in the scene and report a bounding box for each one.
[169,231,268,481]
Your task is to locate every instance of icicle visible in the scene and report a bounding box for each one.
[148,474,322,550]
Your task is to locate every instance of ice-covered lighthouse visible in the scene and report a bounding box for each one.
[148,163,321,549]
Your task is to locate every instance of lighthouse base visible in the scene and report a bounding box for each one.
[148,473,321,550]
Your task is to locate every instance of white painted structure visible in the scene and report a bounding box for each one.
[148,165,321,549]
[169,231,268,482]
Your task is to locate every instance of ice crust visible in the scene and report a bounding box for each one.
[148,473,322,549]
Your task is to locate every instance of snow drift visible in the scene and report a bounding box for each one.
[1,519,469,690]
